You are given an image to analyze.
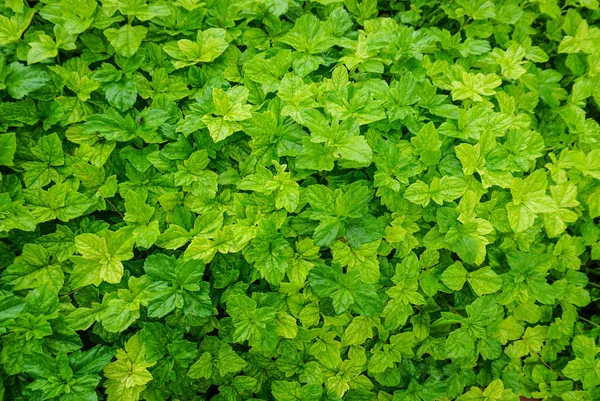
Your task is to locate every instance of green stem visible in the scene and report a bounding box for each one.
[579,317,600,328]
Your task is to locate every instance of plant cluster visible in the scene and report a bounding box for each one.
[1,0,600,400]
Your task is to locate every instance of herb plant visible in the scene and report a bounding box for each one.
[1,0,600,400]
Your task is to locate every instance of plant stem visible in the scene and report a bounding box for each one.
[579,317,600,328]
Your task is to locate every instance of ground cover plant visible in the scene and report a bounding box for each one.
[1,0,600,400]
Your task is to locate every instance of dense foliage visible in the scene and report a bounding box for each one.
[1,0,600,400]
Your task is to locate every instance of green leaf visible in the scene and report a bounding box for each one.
[143,254,212,319]
[101,276,151,333]
[246,219,293,285]
[342,316,373,346]
[106,80,137,112]
[451,71,502,101]
[279,14,334,54]
[104,25,148,57]
[440,261,468,291]
[0,133,17,166]
[27,35,58,64]
[70,229,135,287]
[5,62,50,99]
[563,335,600,389]
[22,133,65,188]
[163,28,229,68]
[272,381,322,401]
[187,352,213,379]
[467,267,502,296]
[405,177,466,207]
[332,240,380,284]
[0,9,34,45]
[202,86,252,142]
[103,333,155,401]
[2,244,64,292]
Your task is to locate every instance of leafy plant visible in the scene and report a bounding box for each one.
[1,0,600,400]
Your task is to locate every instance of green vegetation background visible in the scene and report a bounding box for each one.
[1,0,600,400]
